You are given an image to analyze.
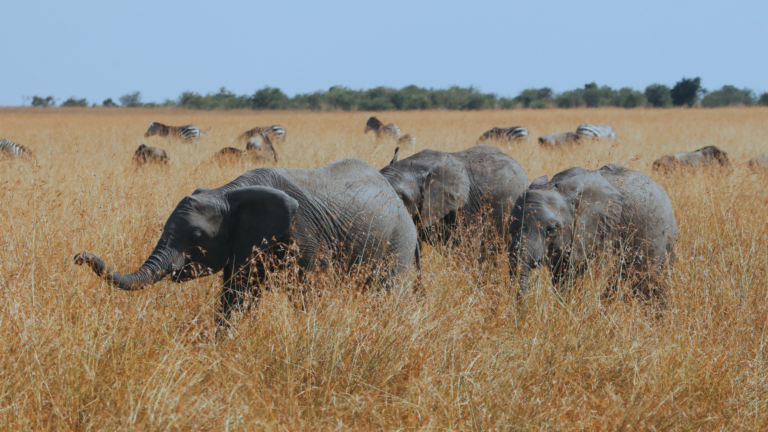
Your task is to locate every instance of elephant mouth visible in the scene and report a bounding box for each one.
[170,260,216,283]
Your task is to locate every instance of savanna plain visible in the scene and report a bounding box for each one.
[1,107,767,430]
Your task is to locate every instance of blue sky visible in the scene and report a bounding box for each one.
[1,0,766,106]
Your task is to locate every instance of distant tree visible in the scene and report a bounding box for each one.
[31,95,56,107]
[645,84,672,107]
[119,91,143,107]
[515,87,554,108]
[670,77,702,107]
[583,82,601,107]
[619,87,647,108]
[759,92,768,106]
[250,86,289,110]
[556,90,585,108]
[61,97,88,107]
[702,85,756,107]
[102,98,117,107]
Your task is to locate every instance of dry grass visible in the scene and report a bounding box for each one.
[1,107,768,430]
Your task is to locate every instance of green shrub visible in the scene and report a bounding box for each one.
[119,92,142,107]
[701,85,756,107]
[671,77,702,107]
[250,87,289,110]
[759,93,768,106]
[31,95,56,107]
[645,84,672,107]
[102,98,117,107]
[61,97,88,107]
[619,87,647,108]
[556,90,585,108]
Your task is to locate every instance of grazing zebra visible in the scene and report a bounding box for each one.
[653,146,730,171]
[365,117,401,139]
[0,138,32,159]
[133,144,170,165]
[398,134,416,145]
[214,147,246,160]
[538,132,582,146]
[575,124,616,140]
[246,133,279,162]
[144,122,202,142]
[479,126,529,142]
[748,154,768,172]
[238,125,286,143]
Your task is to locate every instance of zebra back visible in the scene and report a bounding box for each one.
[576,124,616,140]
[381,124,401,139]
[177,125,201,141]
[0,139,31,158]
[504,127,529,141]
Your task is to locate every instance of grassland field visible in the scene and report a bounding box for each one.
[1,107,768,430]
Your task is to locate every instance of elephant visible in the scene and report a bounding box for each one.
[74,158,419,321]
[653,146,730,171]
[380,144,529,245]
[509,163,677,301]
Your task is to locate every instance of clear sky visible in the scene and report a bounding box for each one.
[1,0,766,106]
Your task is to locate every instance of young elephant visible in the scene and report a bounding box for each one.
[74,159,419,321]
[653,146,730,171]
[380,144,529,244]
[133,144,170,165]
[509,164,677,300]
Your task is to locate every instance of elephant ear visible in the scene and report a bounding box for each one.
[555,172,622,259]
[226,186,299,261]
[421,156,470,227]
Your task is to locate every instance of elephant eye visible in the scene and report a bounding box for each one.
[547,222,558,233]
[190,231,203,242]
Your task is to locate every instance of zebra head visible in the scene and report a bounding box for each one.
[365,117,383,133]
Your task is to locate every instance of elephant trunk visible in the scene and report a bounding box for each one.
[74,237,185,291]
[513,233,544,297]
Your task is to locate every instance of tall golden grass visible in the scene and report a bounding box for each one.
[1,107,767,430]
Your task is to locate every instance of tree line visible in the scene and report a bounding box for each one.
[29,77,768,110]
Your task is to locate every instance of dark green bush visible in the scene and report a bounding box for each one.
[119,92,142,107]
[61,97,88,107]
[671,77,702,107]
[759,93,768,106]
[31,95,56,107]
[645,84,672,107]
[102,98,117,107]
[701,85,755,107]
[556,90,585,108]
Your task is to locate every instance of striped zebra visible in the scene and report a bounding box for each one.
[538,132,582,146]
[0,138,32,159]
[575,124,616,140]
[653,146,730,171]
[479,126,529,142]
[246,133,278,162]
[238,125,286,143]
[133,144,170,165]
[365,117,401,139]
[398,134,416,145]
[144,122,203,142]
[214,147,246,160]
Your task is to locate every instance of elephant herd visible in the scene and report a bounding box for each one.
[75,124,682,324]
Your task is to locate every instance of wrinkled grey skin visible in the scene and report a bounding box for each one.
[380,144,529,244]
[538,132,582,146]
[75,159,419,321]
[510,163,677,300]
[748,154,768,172]
[653,146,730,171]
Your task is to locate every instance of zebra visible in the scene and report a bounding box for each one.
[479,127,529,142]
[748,154,768,172]
[538,132,582,146]
[214,147,246,160]
[238,125,286,143]
[0,138,32,159]
[653,146,730,171]
[575,124,616,140]
[398,134,416,145]
[144,122,203,142]
[133,144,170,165]
[246,133,279,162]
[364,117,401,139]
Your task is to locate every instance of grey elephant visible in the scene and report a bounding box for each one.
[380,144,529,244]
[75,159,419,321]
[509,163,677,300]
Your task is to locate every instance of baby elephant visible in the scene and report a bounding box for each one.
[133,144,169,165]
[653,146,730,171]
[510,164,677,301]
[381,144,529,244]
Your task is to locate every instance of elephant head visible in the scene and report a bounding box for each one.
[381,149,470,232]
[75,186,299,290]
[510,171,622,294]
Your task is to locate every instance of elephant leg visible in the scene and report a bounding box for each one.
[218,264,252,327]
